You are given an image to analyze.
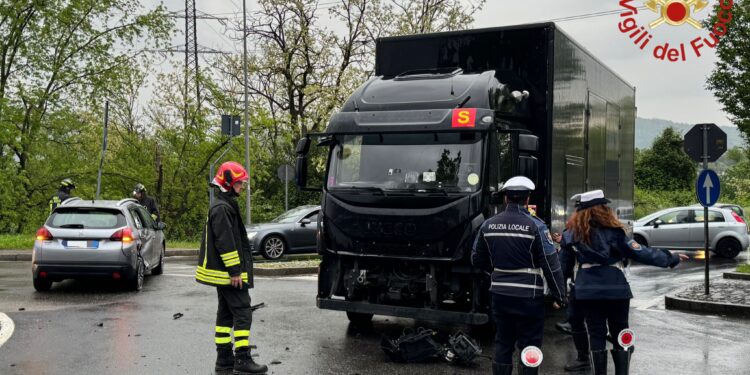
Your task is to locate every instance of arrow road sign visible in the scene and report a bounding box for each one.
[696,169,720,207]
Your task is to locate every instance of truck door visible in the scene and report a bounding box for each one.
[585,92,607,192]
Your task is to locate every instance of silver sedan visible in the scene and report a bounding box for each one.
[633,206,750,258]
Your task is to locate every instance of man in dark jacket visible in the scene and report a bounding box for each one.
[195,161,267,374]
[49,178,76,213]
[472,176,567,375]
[133,183,160,222]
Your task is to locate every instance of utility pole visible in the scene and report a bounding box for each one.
[96,100,109,200]
[184,0,199,127]
[243,0,252,224]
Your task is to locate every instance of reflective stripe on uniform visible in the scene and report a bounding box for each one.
[235,339,249,349]
[494,267,543,275]
[484,233,536,239]
[215,326,232,334]
[215,336,232,344]
[234,330,250,337]
[195,266,248,285]
[220,251,240,267]
[491,282,545,290]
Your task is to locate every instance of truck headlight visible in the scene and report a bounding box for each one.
[247,232,258,240]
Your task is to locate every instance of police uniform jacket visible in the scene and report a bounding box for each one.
[471,203,566,303]
[137,195,160,222]
[195,191,254,288]
[561,226,680,300]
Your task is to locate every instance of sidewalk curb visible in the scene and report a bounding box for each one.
[665,293,750,319]
[254,267,318,277]
[0,249,198,262]
[723,271,750,281]
[0,312,15,348]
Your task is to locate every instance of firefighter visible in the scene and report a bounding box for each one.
[195,161,267,374]
[49,178,76,212]
[471,176,567,375]
[132,183,160,222]
[554,193,591,372]
[561,190,687,375]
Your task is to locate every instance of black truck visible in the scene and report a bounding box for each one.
[295,23,636,325]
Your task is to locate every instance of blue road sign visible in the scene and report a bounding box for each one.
[696,169,720,207]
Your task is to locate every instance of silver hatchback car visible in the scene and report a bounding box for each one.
[633,206,750,258]
[32,198,166,291]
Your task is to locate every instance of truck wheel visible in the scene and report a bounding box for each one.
[261,235,286,260]
[126,257,145,291]
[33,278,52,292]
[633,234,648,247]
[715,238,741,259]
[346,311,373,326]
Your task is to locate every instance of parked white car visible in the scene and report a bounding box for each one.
[633,206,749,258]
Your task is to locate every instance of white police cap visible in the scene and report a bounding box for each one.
[578,189,610,210]
[501,176,535,191]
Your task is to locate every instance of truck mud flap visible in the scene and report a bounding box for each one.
[317,298,489,325]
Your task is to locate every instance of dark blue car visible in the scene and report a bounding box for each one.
[246,205,320,260]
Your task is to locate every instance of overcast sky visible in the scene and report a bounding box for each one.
[147,0,731,126]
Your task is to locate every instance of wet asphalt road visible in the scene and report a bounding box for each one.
[1,251,750,375]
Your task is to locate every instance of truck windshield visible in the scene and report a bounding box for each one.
[328,132,483,193]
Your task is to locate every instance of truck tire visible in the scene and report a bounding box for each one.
[633,234,647,247]
[346,311,373,326]
[33,278,52,292]
[715,238,741,259]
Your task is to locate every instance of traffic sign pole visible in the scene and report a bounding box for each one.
[702,124,709,295]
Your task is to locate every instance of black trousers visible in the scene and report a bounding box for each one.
[566,287,586,333]
[491,293,545,364]
[215,286,253,351]
[579,299,630,351]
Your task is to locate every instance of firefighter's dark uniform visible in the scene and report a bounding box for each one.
[472,180,566,375]
[195,191,254,362]
[136,194,160,222]
[562,191,681,375]
[49,190,72,212]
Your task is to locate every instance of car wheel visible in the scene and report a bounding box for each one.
[715,238,741,259]
[633,234,648,247]
[127,257,145,291]
[151,244,165,275]
[261,235,286,260]
[346,311,373,326]
[33,277,52,292]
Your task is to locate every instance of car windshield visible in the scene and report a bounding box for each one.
[327,132,483,193]
[48,208,126,229]
[271,207,310,223]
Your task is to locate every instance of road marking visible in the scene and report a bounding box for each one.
[164,273,195,278]
[0,312,15,348]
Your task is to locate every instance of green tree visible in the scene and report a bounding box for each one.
[706,1,750,141]
[634,127,696,191]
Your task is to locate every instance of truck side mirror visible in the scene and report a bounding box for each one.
[518,134,539,153]
[295,137,322,192]
[518,156,538,183]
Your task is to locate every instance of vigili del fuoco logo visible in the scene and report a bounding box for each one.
[618,0,734,61]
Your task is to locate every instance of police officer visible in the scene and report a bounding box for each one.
[195,161,267,374]
[555,193,590,372]
[132,183,160,222]
[49,178,76,212]
[472,176,567,375]
[561,190,687,375]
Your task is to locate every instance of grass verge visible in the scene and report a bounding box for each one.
[254,259,320,269]
[0,234,34,250]
[737,264,750,274]
[167,240,200,249]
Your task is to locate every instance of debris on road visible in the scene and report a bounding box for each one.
[172,312,183,320]
[250,302,265,311]
[381,328,482,366]
[96,322,103,327]
[270,360,282,365]
[18,308,24,311]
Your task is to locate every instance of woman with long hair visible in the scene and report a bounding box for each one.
[560,190,687,375]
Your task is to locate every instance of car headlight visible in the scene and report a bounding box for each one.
[247,232,258,240]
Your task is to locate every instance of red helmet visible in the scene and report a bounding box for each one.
[213,161,249,190]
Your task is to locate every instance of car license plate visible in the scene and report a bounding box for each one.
[65,240,87,248]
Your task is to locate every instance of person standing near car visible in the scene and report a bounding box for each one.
[133,183,160,222]
[195,161,267,375]
[471,176,567,375]
[49,178,76,213]
[562,190,687,375]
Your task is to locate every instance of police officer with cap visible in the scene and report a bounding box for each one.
[561,189,687,375]
[472,176,567,375]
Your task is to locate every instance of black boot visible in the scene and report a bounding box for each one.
[590,350,608,375]
[564,332,590,372]
[611,349,631,375]
[518,364,539,375]
[215,346,234,373]
[493,362,513,375]
[233,349,268,374]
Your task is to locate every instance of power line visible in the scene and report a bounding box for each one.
[548,6,648,23]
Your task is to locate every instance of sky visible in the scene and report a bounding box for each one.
[145,0,732,126]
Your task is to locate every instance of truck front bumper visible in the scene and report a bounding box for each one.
[317,297,489,325]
